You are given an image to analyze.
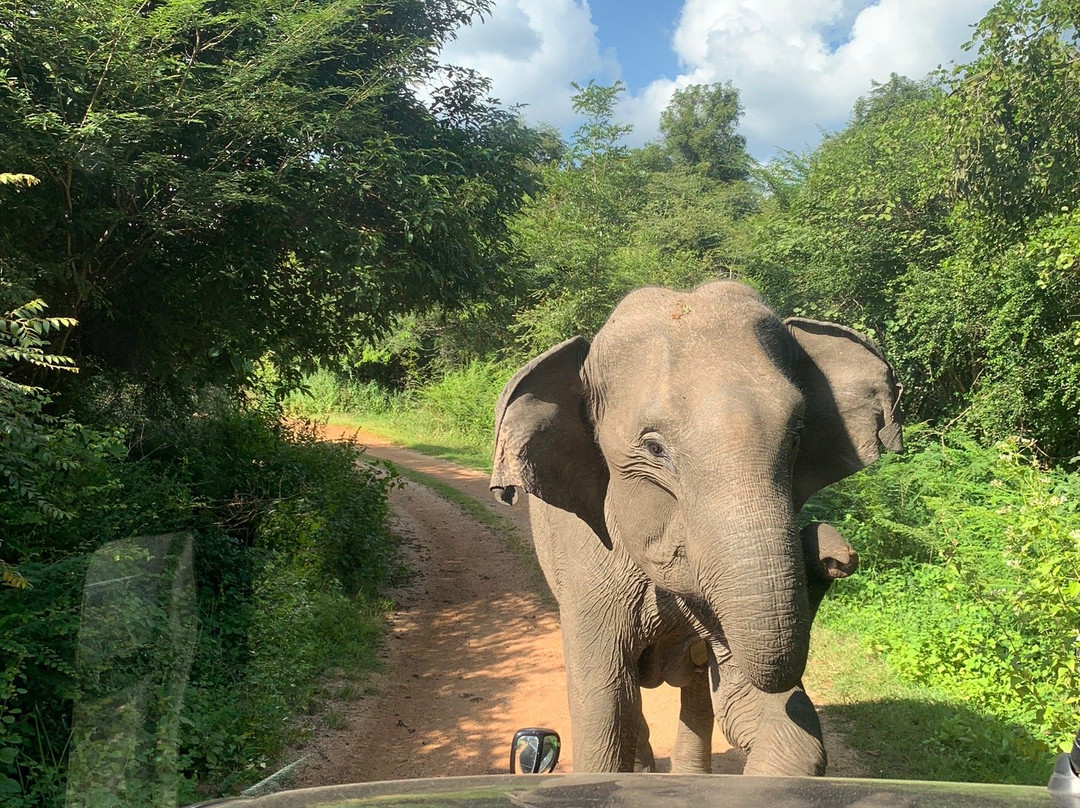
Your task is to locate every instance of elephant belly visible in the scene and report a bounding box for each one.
[637,633,709,689]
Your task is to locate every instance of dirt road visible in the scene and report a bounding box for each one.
[294,426,859,786]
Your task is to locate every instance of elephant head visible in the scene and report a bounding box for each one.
[491,282,902,694]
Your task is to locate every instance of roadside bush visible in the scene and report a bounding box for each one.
[812,428,1080,773]
[1,404,398,806]
[284,370,404,420]
[287,360,512,468]
[0,559,86,806]
[417,360,512,448]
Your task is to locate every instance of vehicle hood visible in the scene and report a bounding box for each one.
[192,772,1053,808]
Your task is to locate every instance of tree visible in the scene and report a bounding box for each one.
[740,3,1080,460]
[0,0,541,392]
[567,79,633,164]
[945,0,1080,244]
[510,81,644,350]
[509,81,763,353]
[658,82,752,182]
[745,75,951,335]
[742,77,963,423]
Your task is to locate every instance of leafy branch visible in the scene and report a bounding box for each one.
[0,300,81,587]
[0,300,79,393]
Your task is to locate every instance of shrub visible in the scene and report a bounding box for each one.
[417,360,512,448]
[1,404,398,805]
[813,428,1080,771]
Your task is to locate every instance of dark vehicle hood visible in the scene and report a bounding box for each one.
[196,773,1053,808]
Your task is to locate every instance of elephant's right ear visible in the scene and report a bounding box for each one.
[491,337,611,547]
[785,318,904,510]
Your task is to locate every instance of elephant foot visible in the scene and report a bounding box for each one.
[634,713,656,772]
[710,658,827,777]
[670,672,714,774]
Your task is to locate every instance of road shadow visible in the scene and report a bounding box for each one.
[653,748,747,774]
[818,698,1053,785]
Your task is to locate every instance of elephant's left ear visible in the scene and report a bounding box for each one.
[785,318,903,509]
[490,336,611,547]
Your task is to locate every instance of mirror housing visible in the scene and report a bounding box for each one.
[510,728,560,774]
[1049,728,1080,807]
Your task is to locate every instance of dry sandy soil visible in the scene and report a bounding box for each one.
[292,425,862,786]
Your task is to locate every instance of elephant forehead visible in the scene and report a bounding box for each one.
[590,314,792,393]
[598,283,779,352]
[590,347,803,443]
[585,283,803,422]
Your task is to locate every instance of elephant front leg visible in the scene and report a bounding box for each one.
[562,616,642,771]
[709,656,826,776]
[670,669,714,773]
[742,684,826,776]
[634,709,656,772]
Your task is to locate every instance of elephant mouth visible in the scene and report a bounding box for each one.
[680,595,728,648]
[681,573,808,693]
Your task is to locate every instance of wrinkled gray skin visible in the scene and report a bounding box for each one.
[490,282,903,775]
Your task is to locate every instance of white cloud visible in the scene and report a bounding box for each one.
[438,0,997,160]
[438,0,620,131]
[653,0,996,158]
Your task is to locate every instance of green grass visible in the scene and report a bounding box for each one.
[286,363,507,471]
[322,410,494,471]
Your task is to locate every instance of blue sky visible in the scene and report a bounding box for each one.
[585,1,684,94]
[438,0,998,161]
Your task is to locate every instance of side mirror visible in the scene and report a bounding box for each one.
[1049,728,1080,807]
[510,728,560,774]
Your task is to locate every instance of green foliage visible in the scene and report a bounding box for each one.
[807,627,1049,784]
[284,370,405,420]
[509,81,760,354]
[657,82,751,181]
[0,406,398,805]
[811,431,1080,769]
[287,359,510,469]
[0,0,541,391]
[945,0,1080,244]
[742,18,1080,460]
[0,301,77,385]
[0,299,86,524]
[746,74,952,337]
[894,207,1080,457]
[338,303,524,391]
[0,174,38,188]
[417,359,512,448]
[567,80,634,163]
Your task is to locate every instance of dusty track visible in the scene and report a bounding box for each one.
[294,425,861,785]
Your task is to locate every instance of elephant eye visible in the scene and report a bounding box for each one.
[643,438,666,458]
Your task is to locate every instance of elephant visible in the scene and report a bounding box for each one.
[490,281,902,775]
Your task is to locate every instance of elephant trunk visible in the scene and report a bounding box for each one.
[689,504,810,694]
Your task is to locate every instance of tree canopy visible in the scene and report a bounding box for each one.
[658,82,751,181]
[0,0,541,390]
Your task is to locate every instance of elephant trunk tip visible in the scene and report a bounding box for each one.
[491,484,518,505]
[724,621,810,694]
[740,650,807,694]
